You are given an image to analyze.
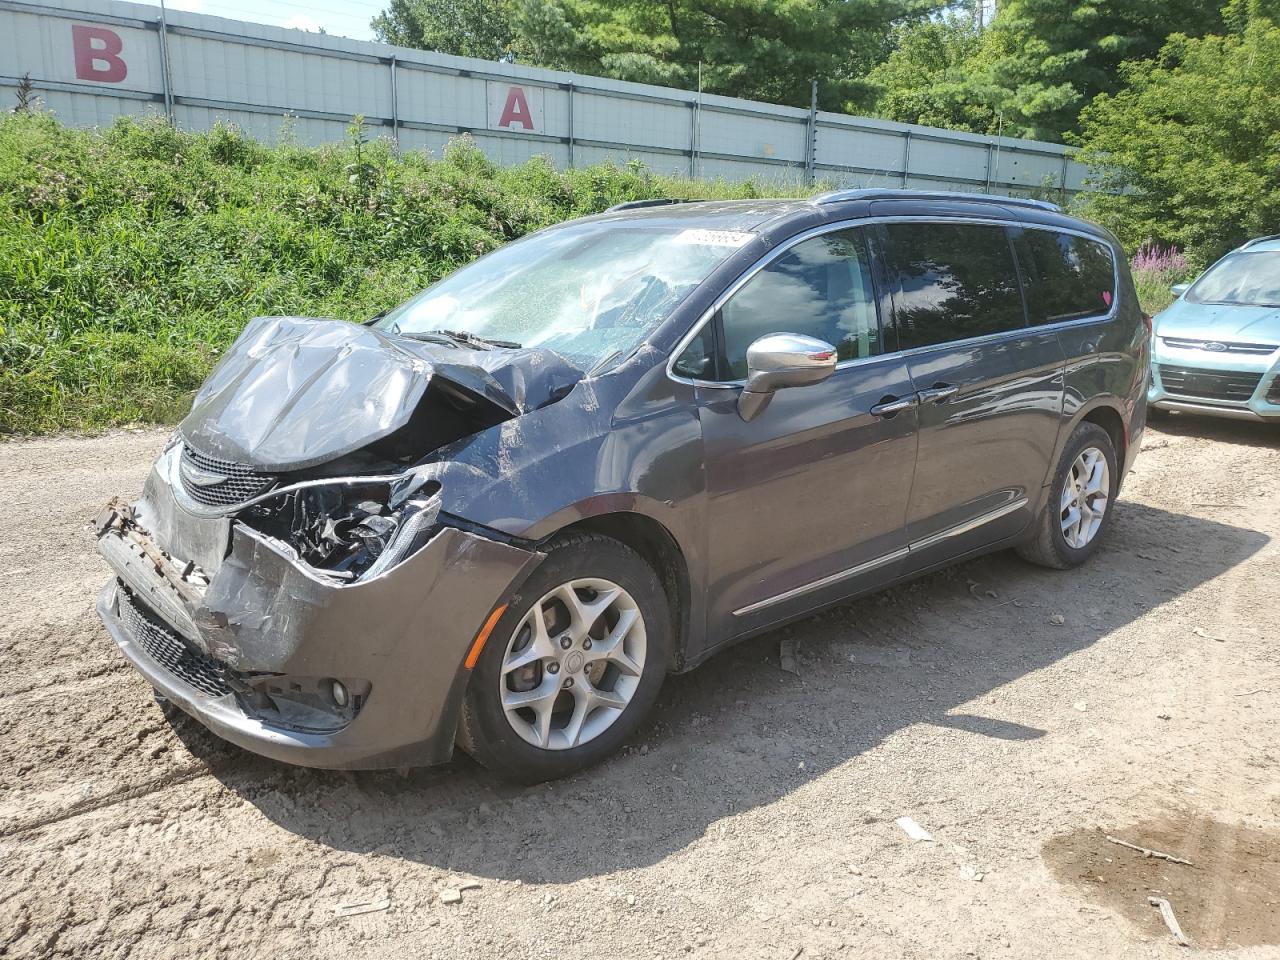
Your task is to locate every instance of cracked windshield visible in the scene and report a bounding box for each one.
[378,223,752,369]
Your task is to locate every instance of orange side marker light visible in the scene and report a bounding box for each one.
[464,604,508,669]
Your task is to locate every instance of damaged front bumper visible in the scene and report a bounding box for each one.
[95,461,542,770]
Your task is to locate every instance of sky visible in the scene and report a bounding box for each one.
[161,0,386,41]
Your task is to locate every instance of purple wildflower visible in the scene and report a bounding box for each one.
[1131,242,1188,282]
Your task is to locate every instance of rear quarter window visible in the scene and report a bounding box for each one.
[1013,229,1116,325]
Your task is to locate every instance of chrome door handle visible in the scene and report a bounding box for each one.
[917,384,958,404]
[870,395,918,418]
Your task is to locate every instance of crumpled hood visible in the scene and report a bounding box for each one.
[179,317,583,472]
[1155,299,1280,343]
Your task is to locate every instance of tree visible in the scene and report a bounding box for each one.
[866,15,1003,133]
[985,0,1227,141]
[373,0,943,110]
[371,0,523,60]
[1075,6,1280,263]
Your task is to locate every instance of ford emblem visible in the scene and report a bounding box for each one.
[1204,341,1228,352]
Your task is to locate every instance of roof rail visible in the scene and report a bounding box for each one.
[1242,233,1280,248]
[605,198,702,213]
[812,188,1062,214]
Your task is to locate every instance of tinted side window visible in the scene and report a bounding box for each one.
[879,222,1025,349]
[716,229,880,381]
[1014,229,1116,324]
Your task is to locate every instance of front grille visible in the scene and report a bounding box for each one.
[1268,375,1280,404]
[117,586,233,698]
[1161,336,1277,356]
[1157,365,1263,403]
[180,443,277,507]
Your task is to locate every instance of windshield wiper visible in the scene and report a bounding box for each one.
[397,328,521,350]
[586,349,623,377]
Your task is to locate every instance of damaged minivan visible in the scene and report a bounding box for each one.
[96,189,1149,782]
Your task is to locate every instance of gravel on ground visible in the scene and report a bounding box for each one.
[1,417,1277,959]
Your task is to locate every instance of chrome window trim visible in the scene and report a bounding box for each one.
[731,495,1028,617]
[665,215,1121,388]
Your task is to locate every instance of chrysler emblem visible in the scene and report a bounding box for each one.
[180,460,228,488]
[1203,341,1228,352]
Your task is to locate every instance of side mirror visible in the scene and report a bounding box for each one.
[738,333,838,421]
[1170,282,1191,297]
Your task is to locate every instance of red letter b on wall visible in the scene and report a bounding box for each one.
[72,25,128,83]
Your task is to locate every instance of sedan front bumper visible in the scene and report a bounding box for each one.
[96,484,542,770]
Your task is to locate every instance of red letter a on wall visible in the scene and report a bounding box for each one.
[72,25,128,83]
[498,86,535,130]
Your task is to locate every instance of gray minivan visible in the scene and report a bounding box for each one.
[95,189,1149,782]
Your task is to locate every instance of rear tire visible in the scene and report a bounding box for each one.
[457,531,669,783]
[1016,421,1119,569]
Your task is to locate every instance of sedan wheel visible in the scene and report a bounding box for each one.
[500,577,647,751]
[1060,446,1110,549]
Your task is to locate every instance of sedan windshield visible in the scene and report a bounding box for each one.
[1187,251,1280,306]
[376,221,754,370]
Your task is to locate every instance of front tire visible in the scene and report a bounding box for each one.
[1017,421,1119,569]
[457,531,670,783]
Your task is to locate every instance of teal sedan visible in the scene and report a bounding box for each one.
[1150,236,1280,422]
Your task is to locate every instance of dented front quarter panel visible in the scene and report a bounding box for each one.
[199,523,538,677]
[425,359,698,534]
[99,514,543,769]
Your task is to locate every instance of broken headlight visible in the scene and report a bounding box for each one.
[241,475,441,581]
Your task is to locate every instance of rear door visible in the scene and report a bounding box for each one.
[876,219,1066,571]
[675,226,919,640]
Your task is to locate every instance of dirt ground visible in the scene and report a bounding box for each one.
[1,415,1277,960]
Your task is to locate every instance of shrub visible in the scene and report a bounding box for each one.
[1131,242,1191,314]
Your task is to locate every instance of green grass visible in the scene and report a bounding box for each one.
[0,112,815,434]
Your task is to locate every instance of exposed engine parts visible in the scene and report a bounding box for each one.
[242,479,441,581]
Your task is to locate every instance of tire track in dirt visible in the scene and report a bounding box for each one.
[0,666,254,836]
[1,664,133,703]
[0,764,212,840]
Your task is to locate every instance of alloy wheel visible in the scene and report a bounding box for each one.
[1060,446,1110,549]
[499,577,647,750]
